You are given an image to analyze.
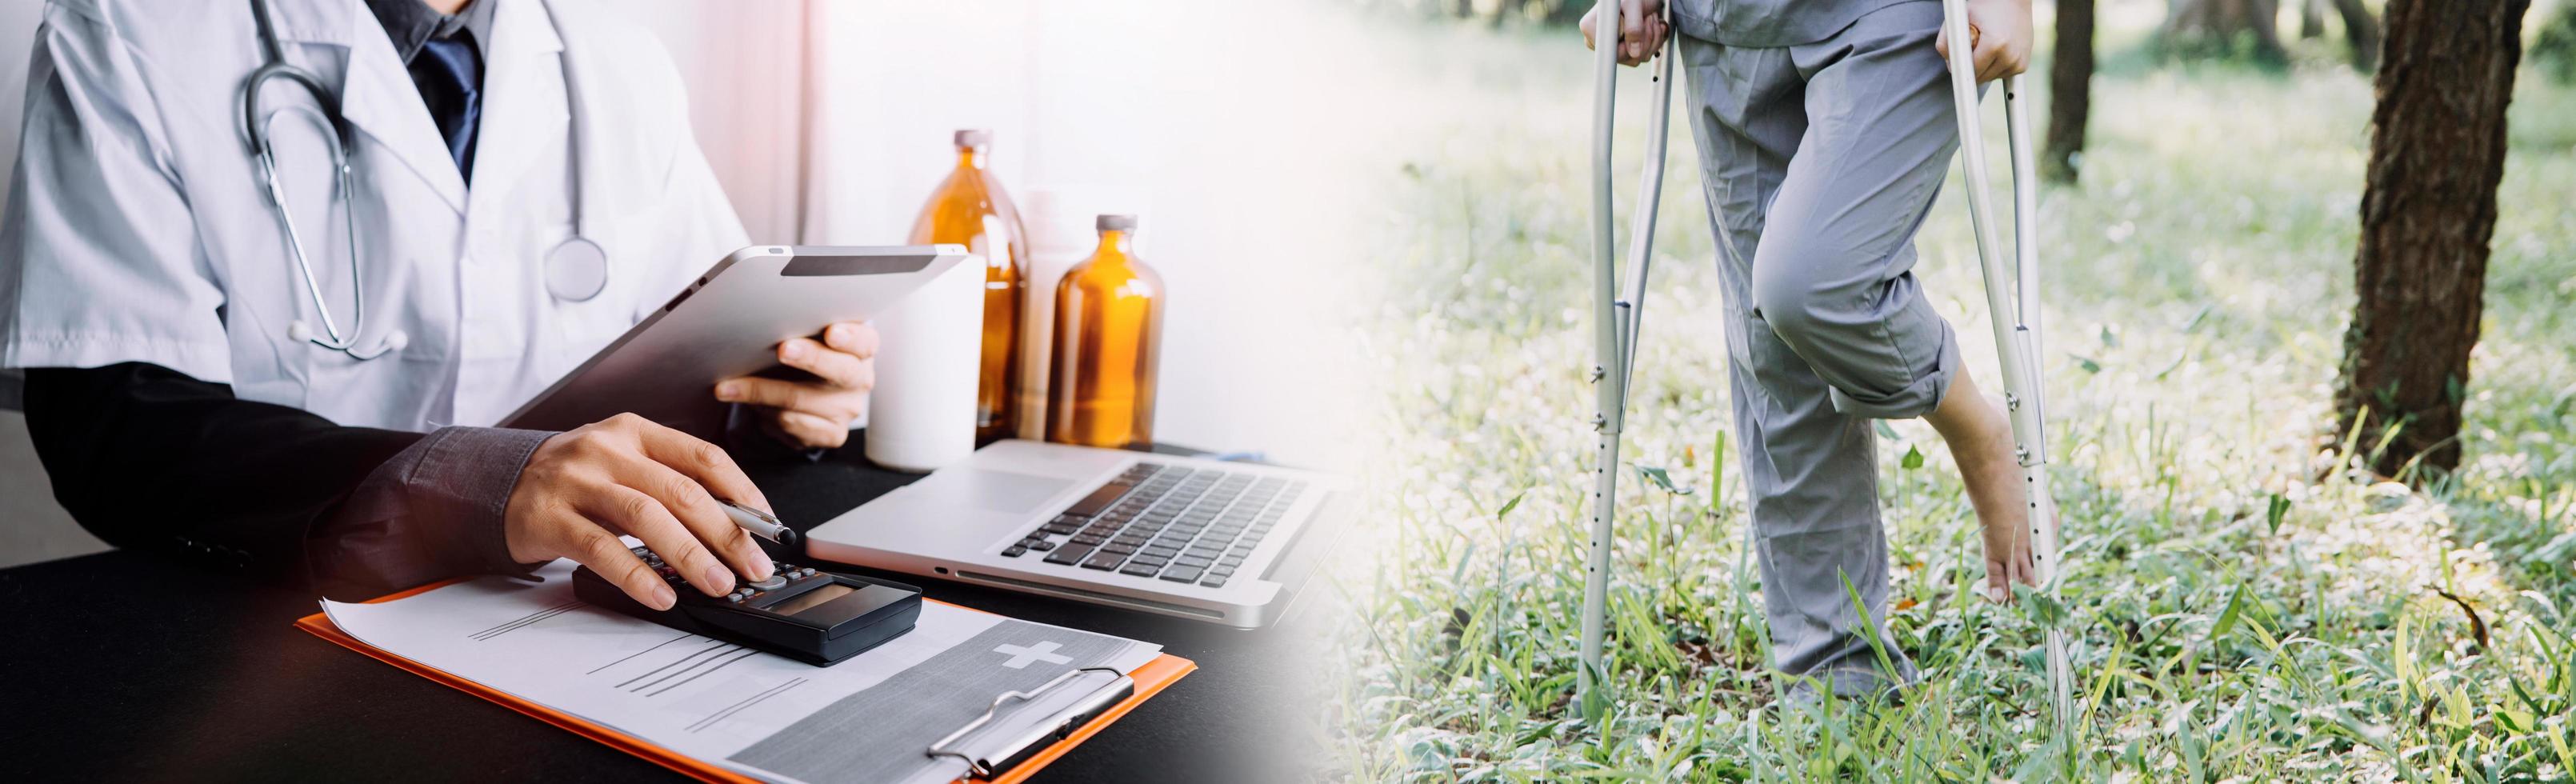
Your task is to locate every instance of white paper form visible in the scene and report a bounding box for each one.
[322,561,1161,784]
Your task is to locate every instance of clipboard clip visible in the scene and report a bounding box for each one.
[926,666,1135,779]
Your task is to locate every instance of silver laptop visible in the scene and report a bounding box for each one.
[804,439,1350,628]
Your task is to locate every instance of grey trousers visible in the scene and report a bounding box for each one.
[1676,0,1962,698]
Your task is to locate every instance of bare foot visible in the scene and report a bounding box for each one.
[1922,373,2038,603]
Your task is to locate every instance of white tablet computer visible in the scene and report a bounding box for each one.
[502,245,969,441]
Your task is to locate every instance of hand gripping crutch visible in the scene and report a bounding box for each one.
[1937,0,2075,735]
[1577,0,1676,721]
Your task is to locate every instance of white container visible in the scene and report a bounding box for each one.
[864,254,987,472]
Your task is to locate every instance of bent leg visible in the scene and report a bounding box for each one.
[1752,0,1966,421]
[1678,34,1917,700]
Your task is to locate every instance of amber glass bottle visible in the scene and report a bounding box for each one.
[1046,214,1165,449]
[907,129,1027,445]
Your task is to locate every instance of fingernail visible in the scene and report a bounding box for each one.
[754,559,777,581]
[826,324,850,346]
[784,342,806,360]
[702,564,734,593]
[715,382,739,400]
[651,583,678,610]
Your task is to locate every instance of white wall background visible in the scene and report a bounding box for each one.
[634,0,1379,470]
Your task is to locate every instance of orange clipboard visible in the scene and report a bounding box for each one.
[295,579,1194,784]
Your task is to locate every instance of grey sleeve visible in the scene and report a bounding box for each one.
[306,426,557,598]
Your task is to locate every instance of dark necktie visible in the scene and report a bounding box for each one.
[410,35,482,182]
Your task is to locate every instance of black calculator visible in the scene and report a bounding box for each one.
[574,546,923,666]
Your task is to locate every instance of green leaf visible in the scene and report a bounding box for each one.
[1901,445,1925,470]
[2013,742,2062,784]
[1709,430,1729,512]
[2209,582,2249,642]
[1513,719,1562,747]
[2099,324,2119,348]
[1637,465,1691,495]
[2154,350,2189,380]
[2072,354,2103,374]
[1494,490,1525,520]
[2013,582,2069,627]
[2181,303,2213,333]
[2264,493,2290,534]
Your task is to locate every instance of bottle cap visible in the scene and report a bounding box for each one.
[954,129,993,149]
[1096,214,1138,232]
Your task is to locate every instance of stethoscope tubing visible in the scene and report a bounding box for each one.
[254,106,372,351]
[241,0,598,361]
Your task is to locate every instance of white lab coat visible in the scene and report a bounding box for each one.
[0,0,748,430]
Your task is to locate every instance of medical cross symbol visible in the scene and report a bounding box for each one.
[993,641,1072,669]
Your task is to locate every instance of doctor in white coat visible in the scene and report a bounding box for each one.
[0,0,879,610]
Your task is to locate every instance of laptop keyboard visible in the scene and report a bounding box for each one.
[999,462,1305,589]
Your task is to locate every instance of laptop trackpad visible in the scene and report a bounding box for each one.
[907,468,1074,515]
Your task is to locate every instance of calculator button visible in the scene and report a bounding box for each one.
[797,568,817,578]
[748,574,788,591]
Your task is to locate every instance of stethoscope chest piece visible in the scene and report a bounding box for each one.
[545,236,609,302]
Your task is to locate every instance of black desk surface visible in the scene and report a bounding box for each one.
[1,439,1331,782]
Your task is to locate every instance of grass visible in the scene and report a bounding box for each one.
[1320,9,2576,782]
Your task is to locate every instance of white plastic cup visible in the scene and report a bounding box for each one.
[864,254,987,472]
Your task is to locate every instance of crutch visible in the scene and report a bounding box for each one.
[1578,0,1675,721]
[1936,0,2076,734]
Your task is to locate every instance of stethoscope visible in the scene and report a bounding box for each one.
[242,0,609,362]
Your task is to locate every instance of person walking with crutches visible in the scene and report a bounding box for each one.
[1580,0,2047,707]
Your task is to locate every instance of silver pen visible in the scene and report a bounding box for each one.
[721,501,801,549]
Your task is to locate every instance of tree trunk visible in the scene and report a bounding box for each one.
[2043,0,2097,183]
[2162,0,2290,62]
[2337,0,2527,480]
[2329,0,2382,71]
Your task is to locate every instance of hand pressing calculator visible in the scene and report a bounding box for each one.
[574,546,923,666]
